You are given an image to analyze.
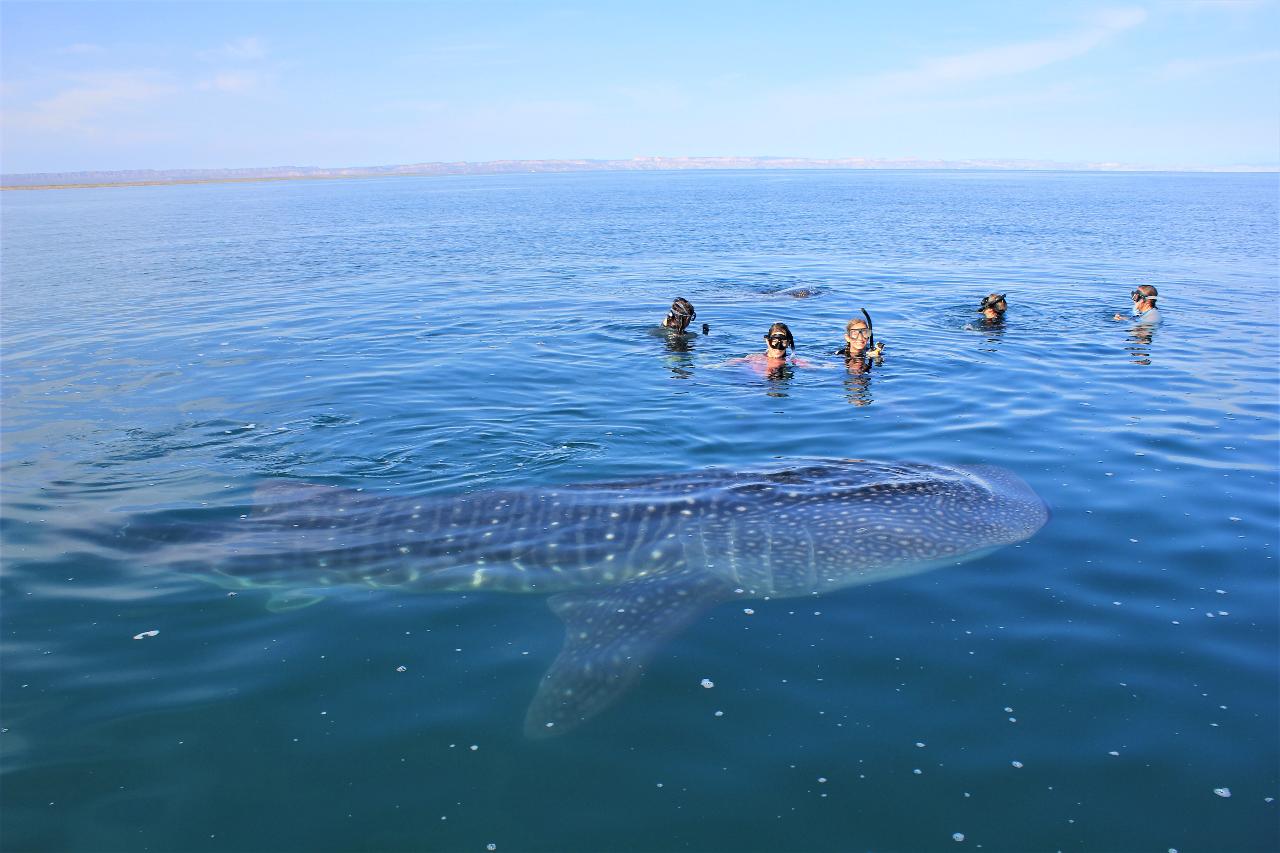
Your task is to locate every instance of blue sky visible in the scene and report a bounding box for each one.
[2,0,1277,173]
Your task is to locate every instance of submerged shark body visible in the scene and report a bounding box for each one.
[164,459,1048,735]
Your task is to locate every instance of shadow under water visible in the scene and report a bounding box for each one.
[126,459,1048,738]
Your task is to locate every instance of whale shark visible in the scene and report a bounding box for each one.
[156,459,1048,736]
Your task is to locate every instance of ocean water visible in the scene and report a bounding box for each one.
[1,170,1276,852]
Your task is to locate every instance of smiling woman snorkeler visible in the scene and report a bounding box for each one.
[834,310,884,363]
[723,322,817,372]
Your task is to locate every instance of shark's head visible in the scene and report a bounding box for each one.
[688,460,1049,597]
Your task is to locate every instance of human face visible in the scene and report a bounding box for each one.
[765,332,788,355]
[845,324,870,352]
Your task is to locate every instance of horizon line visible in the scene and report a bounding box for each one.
[4,155,1277,191]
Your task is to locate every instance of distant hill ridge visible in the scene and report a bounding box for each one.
[4,155,1274,189]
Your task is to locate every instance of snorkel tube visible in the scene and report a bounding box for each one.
[860,308,875,349]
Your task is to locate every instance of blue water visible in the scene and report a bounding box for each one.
[2,170,1277,852]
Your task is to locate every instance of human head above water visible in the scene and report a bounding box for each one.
[764,322,795,355]
[664,297,696,333]
[979,293,1008,318]
[1131,285,1158,306]
[844,317,872,353]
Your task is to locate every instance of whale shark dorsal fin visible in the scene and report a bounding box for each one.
[524,569,734,738]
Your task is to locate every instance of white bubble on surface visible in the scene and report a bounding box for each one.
[132,630,159,640]
[1214,788,1231,798]
[1011,761,1024,768]
[700,678,714,688]
[953,833,965,842]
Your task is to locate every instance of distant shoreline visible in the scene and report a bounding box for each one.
[4,156,1277,191]
[1,174,365,191]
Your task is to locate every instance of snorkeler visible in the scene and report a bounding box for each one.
[726,322,814,371]
[979,293,1008,321]
[834,310,884,363]
[761,322,798,361]
[661,297,700,334]
[1113,285,1161,324]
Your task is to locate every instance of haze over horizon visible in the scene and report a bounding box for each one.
[2,0,1278,175]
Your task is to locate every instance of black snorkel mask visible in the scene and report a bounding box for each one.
[666,303,696,331]
[979,294,1007,312]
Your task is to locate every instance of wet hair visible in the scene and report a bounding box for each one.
[1136,285,1158,303]
[664,297,696,333]
[845,317,870,337]
[979,293,1008,313]
[765,322,796,353]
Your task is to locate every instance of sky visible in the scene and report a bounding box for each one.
[2,0,1278,174]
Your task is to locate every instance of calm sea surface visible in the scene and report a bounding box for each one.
[2,170,1277,852]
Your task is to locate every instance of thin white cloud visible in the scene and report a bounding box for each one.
[1180,0,1269,11]
[198,36,267,62]
[198,71,262,94]
[397,42,514,69]
[1157,49,1280,79]
[425,42,504,55]
[57,43,104,56]
[866,7,1148,93]
[4,72,177,132]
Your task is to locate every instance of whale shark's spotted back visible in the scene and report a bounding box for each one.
[161,459,1047,736]
[229,460,1046,598]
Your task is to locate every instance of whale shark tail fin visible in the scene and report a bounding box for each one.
[524,569,734,738]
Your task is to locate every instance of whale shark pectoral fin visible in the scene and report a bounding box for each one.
[523,569,734,738]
